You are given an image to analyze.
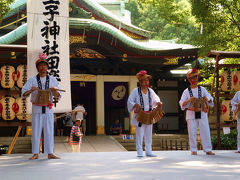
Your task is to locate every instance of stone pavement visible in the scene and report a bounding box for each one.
[1,150,240,180]
[54,135,127,153]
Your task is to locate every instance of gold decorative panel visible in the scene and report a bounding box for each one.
[71,48,105,59]
[163,57,179,65]
[120,29,144,39]
[70,35,87,44]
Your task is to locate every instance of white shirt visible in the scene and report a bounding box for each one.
[179,86,214,120]
[231,91,240,113]
[74,105,85,120]
[127,87,161,126]
[21,75,61,114]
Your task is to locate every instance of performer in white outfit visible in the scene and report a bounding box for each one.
[179,68,215,155]
[231,91,240,153]
[22,53,61,160]
[127,70,162,157]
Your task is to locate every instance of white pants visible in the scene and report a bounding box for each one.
[135,124,153,155]
[72,144,81,152]
[187,118,212,152]
[32,113,54,154]
[237,118,240,151]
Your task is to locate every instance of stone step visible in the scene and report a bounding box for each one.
[113,134,190,151]
[0,136,32,154]
[113,134,189,140]
[123,145,190,151]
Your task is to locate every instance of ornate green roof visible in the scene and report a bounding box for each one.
[70,18,193,51]
[0,19,196,54]
[0,23,26,44]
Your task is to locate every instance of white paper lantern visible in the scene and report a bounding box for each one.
[233,70,240,91]
[221,100,236,122]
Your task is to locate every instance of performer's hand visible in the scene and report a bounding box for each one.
[133,104,141,113]
[156,102,162,107]
[189,97,195,102]
[50,86,60,97]
[183,97,195,106]
[203,96,211,103]
[23,86,38,97]
[50,86,58,92]
[31,86,38,92]
[237,103,240,108]
[203,96,207,101]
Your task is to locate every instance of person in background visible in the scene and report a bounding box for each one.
[56,113,65,136]
[73,103,87,133]
[110,120,123,135]
[69,119,83,152]
[64,112,74,141]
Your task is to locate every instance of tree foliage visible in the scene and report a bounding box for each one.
[126,0,200,44]
[190,0,240,55]
[0,0,14,20]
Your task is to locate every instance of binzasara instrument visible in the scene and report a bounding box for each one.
[136,105,165,125]
[33,89,65,106]
[189,97,208,112]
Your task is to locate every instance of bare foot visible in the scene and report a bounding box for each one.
[48,154,61,159]
[206,151,215,155]
[235,151,240,153]
[29,154,39,160]
[191,152,197,155]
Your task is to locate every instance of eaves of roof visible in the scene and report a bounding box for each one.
[0,18,197,56]
[70,18,197,52]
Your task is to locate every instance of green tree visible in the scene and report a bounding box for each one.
[0,0,14,20]
[190,0,240,55]
[126,0,200,44]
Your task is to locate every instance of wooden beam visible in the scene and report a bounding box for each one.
[207,50,240,59]
[0,122,31,127]
[215,93,236,98]
[0,58,27,64]
[0,45,27,52]
[0,90,21,96]
[221,123,237,128]
[218,64,240,69]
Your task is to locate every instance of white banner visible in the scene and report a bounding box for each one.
[27,0,71,113]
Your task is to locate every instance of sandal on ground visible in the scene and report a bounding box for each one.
[191,152,197,155]
[206,151,215,155]
[48,154,61,159]
[235,151,240,153]
[29,154,39,160]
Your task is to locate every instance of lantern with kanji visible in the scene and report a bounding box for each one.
[221,100,236,122]
[15,97,27,120]
[16,65,27,88]
[0,65,15,88]
[0,97,15,120]
[233,70,240,91]
[221,69,234,92]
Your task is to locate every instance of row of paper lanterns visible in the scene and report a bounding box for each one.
[0,65,27,89]
[221,70,240,91]
[0,96,27,121]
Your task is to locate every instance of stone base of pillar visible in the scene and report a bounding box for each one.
[26,126,32,135]
[130,125,136,134]
[97,125,105,135]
